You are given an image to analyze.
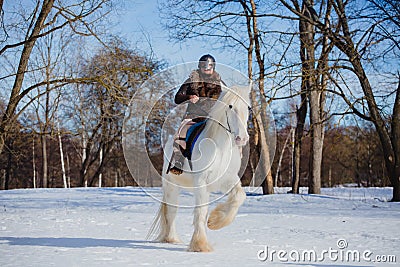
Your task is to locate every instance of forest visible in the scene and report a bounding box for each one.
[0,0,399,201]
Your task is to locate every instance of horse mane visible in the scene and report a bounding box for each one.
[205,85,250,137]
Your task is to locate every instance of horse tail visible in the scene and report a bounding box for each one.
[146,202,167,241]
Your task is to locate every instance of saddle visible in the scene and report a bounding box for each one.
[177,117,207,160]
[167,117,207,175]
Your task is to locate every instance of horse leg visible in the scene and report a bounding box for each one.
[151,181,181,243]
[207,181,246,230]
[188,185,212,252]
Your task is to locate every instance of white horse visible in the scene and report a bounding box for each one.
[148,85,250,252]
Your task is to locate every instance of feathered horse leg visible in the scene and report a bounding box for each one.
[207,181,246,230]
[147,180,181,243]
[188,179,212,252]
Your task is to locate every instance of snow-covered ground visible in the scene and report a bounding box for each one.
[0,186,398,266]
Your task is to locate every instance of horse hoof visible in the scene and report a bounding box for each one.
[188,242,213,252]
[188,235,213,252]
[160,237,182,244]
[207,210,227,230]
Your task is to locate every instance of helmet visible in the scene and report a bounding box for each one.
[198,54,216,71]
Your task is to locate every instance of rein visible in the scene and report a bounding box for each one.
[213,109,232,134]
[215,96,240,135]
[194,102,233,135]
[190,92,249,136]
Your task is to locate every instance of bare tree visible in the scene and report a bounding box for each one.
[28,20,78,187]
[69,41,161,187]
[248,0,275,194]
[33,35,59,188]
[0,0,114,158]
[299,0,333,194]
[291,95,307,193]
[280,0,400,201]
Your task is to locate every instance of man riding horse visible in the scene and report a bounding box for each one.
[168,54,225,175]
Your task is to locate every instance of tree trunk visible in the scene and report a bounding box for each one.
[292,92,307,194]
[66,154,71,188]
[32,138,37,188]
[309,110,323,194]
[5,140,12,190]
[0,0,55,155]
[390,79,400,201]
[392,175,400,202]
[350,49,399,201]
[58,125,67,188]
[292,5,310,192]
[276,128,293,186]
[41,135,48,188]
[243,0,261,191]
[260,122,274,194]
[1,170,5,190]
[80,132,88,187]
[298,0,324,194]
[98,147,103,187]
[250,0,274,194]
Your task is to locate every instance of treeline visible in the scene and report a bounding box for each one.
[0,128,130,189]
[0,117,389,190]
[0,1,165,189]
[272,123,389,189]
[0,41,164,189]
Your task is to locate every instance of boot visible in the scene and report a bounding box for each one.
[169,154,185,175]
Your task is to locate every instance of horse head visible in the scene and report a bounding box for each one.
[219,85,251,146]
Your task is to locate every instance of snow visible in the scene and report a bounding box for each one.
[0,186,399,266]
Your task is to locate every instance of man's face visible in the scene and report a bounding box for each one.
[199,59,214,75]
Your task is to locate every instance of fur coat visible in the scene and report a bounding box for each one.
[175,70,223,117]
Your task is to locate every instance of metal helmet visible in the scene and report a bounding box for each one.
[198,54,216,71]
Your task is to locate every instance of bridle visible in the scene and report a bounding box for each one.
[213,98,251,135]
[213,105,233,134]
[189,94,251,136]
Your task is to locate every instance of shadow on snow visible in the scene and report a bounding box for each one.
[0,236,184,252]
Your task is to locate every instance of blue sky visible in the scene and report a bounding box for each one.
[113,1,241,67]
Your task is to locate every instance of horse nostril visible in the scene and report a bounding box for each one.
[235,136,241,142]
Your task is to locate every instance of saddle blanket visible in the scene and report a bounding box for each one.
[174,118,207,159]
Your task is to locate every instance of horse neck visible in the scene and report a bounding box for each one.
[203,111,233,146]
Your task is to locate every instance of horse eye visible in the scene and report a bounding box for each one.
[229,105,233,109]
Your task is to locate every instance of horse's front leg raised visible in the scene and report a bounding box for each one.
[207,181,246,230]
[188,184,212,252]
